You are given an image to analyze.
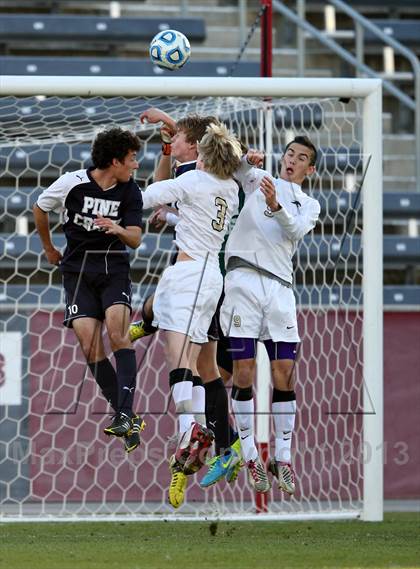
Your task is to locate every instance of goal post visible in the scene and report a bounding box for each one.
[0,76,383,522]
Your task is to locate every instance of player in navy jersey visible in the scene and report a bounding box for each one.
[33,127,145,453]
[220,136,321,494]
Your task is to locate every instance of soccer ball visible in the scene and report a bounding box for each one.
[149,29,191,71]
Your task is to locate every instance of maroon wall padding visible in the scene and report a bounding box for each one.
[28,310,420,506]
[383,312,420,499]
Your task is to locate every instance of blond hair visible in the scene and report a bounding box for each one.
[197,123,242,180]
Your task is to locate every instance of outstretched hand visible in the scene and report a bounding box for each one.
[149,205,178,229]
[260,176,281,212]
[93,215,122,235]
[246,149,264,168]
[139,107,177,134]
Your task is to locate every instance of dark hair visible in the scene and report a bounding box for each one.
[91,127,141,169]
[176,114,220,144]
[284,135,317,166]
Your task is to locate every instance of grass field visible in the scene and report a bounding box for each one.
[1,513,419,569]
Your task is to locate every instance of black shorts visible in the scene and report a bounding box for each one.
[208,291,233,375]
[62,271,132,328]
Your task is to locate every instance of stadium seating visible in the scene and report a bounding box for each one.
[0,56,259,78]
[1,232,418,270]
[2,283,419,308]
[0,15,206,45]
[0,96,322,132]
[365,20,420,47]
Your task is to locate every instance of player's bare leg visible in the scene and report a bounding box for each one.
[129,294,157,342]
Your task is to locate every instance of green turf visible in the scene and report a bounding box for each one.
[1,513,419,569]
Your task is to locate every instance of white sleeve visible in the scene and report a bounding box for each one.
[234,158,269,196]
[142,177,187,209]
[272,198,321,240]
[165,211,180,226]
[36,173,70,212]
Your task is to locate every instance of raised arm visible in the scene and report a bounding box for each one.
[140,108,177,182]
[142,177,186,210]
[260,176,320,240]
[234,150,267,195]
[140,107,177,133]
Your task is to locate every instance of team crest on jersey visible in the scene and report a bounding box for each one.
[233,315,241,327]
[263,208,274,218]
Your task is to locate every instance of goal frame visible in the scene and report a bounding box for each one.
[0,76,383,522]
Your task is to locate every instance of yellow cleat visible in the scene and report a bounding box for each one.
[129,320,152,343]
[168,455,188,509]
[226,438,244,483]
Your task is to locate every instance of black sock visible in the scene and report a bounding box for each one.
[88,358,118,412]
[142,295,158,334]
[114,348,137,416]
[204,377,236,455]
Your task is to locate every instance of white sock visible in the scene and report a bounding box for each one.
[172,381,194,435]
[231,397,258,462]
[178,412,194,434]
[272,400,296,464]
[192,385,206,426]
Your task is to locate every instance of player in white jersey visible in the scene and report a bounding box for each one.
[131,111,243,502]
[220,136,321,494]
[141,122,242,507]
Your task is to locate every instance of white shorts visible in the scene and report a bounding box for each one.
[152,259,223,344]
[220,268,300,343]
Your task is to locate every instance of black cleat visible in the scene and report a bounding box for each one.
[104,412,133,437]
[124,415,146,453]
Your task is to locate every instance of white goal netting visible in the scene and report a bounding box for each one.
[0,81,381,520]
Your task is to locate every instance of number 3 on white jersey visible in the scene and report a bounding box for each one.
[212,197,228,232]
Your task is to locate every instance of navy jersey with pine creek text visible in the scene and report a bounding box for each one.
[36,167,143,274]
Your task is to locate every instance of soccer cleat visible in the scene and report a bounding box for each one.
[268,459,296,495]
[175,422,215,475]
[123,415,146,453]
[246,458,271,493]
[103,412,133,437]
[129,320,153,343]
[168,455,188,509]
[226,438,244,483]
[199,447,241,488]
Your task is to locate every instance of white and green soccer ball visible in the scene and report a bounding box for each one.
[149,29,191,71]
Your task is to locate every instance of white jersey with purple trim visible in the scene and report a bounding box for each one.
[226,163,320,283]
[142,169,239,262]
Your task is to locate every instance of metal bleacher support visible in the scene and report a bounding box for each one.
[274,0,420,192]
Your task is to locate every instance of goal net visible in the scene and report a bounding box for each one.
[0,77,383,521]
